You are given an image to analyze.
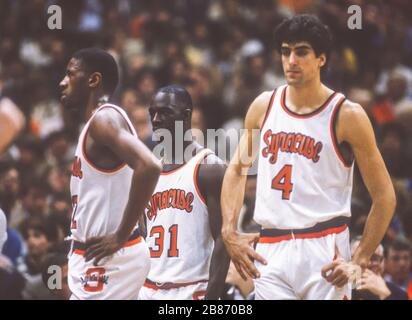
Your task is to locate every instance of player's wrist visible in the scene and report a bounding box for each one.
[222,226,237,241]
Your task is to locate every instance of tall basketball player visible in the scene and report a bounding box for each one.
[60,48,161,299]
[138,85,230,300]
[221,15,396,299]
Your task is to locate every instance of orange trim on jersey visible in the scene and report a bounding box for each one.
[280,86,337,119]
[260,88,278,128]
[81,105,135,174]
[73,236,143,256]
[143,279,208,290]
[193,149,213,206]
[258,224,348,244]
[329,96,352,168]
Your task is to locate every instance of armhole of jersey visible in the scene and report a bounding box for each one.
[260,88,277,129]
[82,105,132,174]
[193,150,213,206]
[330,97,353,168]
[99,105,135,136]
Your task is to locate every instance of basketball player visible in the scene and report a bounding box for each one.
[60,48,161,299]
[221,15,396,299]
[138,85,230,300]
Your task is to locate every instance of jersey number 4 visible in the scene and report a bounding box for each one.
[149,224,179,258]
[271,165,293,200]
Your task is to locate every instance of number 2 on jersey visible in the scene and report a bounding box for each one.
[149,224,179,258]
[271,165,293,200]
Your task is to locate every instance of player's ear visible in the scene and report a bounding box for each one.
[319,53,326,68]
[89,72,102,89]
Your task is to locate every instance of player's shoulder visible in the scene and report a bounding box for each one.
[338,98,369,124]
[90,104,128,130]
[197,151,227,182]
[246,90,275,129]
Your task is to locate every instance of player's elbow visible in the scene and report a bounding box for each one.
[387,189,397,214]
[145,157,162,177]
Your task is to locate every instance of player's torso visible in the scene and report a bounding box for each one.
[254,85,354,229]
[144,149,214,283]
[70,104,137,242]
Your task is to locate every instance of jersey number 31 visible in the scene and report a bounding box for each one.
[271,165,293,200]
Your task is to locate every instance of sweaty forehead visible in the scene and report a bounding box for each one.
[151,91,180,109]
[67,58,83,72]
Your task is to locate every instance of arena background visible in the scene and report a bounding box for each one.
[0,0,412,300]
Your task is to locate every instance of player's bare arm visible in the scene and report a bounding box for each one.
[197,154,231,299]
[221,91,272,280]
[322,101,396,287]
[0,97,25,154]
[84,108,162,265]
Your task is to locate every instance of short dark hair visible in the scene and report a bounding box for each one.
[274,14,333,67]
[384,238,412,258]
[20,216,57,243]
[158,84,193,111]
[72,48,119,96]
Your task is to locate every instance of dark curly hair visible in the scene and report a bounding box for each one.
[274,14,333,68]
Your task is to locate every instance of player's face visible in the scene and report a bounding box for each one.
[385,249,411,280]
[280,42,326,86]
[149,92,189,135]
[59,58,89,110]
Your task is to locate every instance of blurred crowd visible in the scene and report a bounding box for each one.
[1,0,412,299]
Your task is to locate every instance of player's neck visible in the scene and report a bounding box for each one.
[287,79,331,111]
[162,140,199,165]
[84,94,108,120]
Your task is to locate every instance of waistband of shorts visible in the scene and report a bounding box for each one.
[72,228,142,256]
[143,278,208,290]
[259,216,350,244]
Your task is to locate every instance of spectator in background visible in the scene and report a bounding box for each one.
[0,162,24,265]
[351,236,408,300]
[378,122,406,179]
[18,216,57,299]
[384,239,412,299]
[44,130,75,167]
[17,182,49,223]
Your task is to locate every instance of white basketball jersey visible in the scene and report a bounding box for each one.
[145,149,214,283]
[254,85,354,229]
[70,104,138,242]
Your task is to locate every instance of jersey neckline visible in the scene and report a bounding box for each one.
[280,85,336,119]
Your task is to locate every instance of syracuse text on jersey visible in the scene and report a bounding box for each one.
[146,189,195,221]
[261,129,323,164]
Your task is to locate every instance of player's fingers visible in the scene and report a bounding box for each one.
[233,261,247,281]
[334,276,349,288]
[84,247,105,261]
[249,248,267,265]
[85,237,102,246]
[84,244,103,259]
[242,256,260,279]
[331,271,348,287]
[93,252,109,266]
[321,261,338,279]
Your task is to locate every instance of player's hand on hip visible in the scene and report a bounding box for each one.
[84,234,124,266]
[321,246,361,288]
[222,231,267,281]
